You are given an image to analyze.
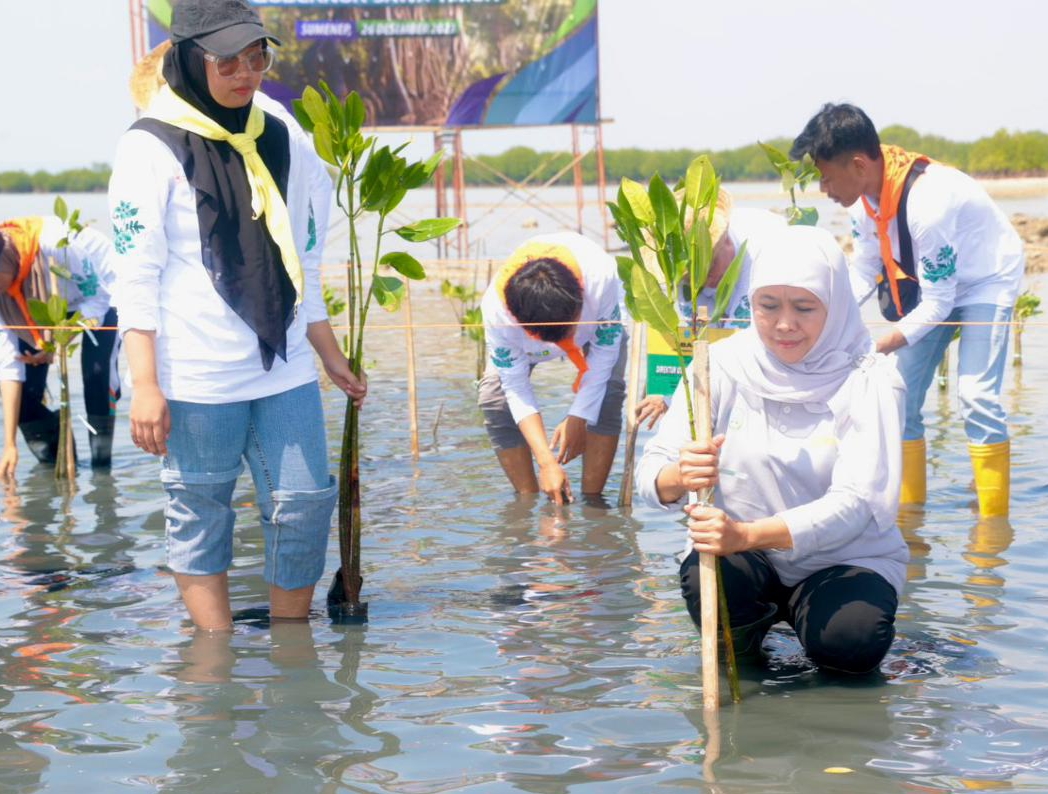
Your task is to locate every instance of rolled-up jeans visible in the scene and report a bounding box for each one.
[894,303,1012,445]
[161,381,337,591]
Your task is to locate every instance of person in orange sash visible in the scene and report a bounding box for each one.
[790,104,1024,517]
[478,233,627,505]
[0,217,121,469]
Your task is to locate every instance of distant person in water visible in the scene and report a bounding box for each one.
[478,232,627,504]
[0,217,121,468]
[637,225,909,674]
[791,103,1024,517]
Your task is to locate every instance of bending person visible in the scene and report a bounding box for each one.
[479,232,626,504]
[637,225,909,674]
[109,0,364,629]
[0,217,121,467]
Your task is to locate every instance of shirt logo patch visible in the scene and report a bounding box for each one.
[594,305,623,346]
[492,346,514,368]
[922,245,957,283]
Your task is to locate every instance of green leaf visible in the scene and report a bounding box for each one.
[615,255,640,320]
[630,266,678,339]
[712,240,746,323]
[300,86,329,128]
[54,196,68,222]
[463,306,485,342]
[648,173,679,240]
[395,218,461,242]
[28,298,56,326]
[758,141,791,171]
[291,99,315,133]
[794,207,819,226]
[687,217,713,294]
[621,178,655,225]
[373,275,404,312]
[380,252,425,280]
[345,91,366,132]
[312,122,337,167]
[684,156,716,210]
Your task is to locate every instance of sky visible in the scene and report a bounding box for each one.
[1,0,1046,172]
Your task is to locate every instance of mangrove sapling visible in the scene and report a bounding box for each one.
[1013,291,1041,365]
[27,198,94,482]
[759,142,821,226]
[442,279,485,380]
[608,155,745,704]
[294,84,460,623]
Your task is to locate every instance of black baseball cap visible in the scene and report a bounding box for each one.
[170,0,282,57]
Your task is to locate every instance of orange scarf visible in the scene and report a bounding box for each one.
[0,217,45,347]
[497,241,589,392]
[860,145,931,318]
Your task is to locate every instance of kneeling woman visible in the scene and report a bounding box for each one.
[636,225,909,674]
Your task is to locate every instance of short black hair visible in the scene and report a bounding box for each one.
[504,257,583,343]
[790,103,882,162]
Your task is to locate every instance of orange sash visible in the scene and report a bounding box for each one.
[860,145,931,318]
[497,241,589,392]
[0,217,45,347]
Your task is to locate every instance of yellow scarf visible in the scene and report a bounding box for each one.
[145,85,303,304]
[496,242,589,393]
[860,144,931,318]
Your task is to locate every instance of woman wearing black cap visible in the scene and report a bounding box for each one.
[109,0,365,630]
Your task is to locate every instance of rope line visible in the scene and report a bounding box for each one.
[4,318,1048,333]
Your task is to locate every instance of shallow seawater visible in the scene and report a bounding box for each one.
[2,280,1047,794]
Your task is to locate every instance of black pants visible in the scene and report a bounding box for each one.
[680,549,899,674]
[18,307,120,422]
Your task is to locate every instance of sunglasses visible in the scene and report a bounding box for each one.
[203,48,275,78]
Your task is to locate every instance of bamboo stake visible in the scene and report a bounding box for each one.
[617,318,644,508]
[404,280,420,461]
[691,307,719,710]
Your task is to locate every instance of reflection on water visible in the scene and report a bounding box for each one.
[0,284,1046,791]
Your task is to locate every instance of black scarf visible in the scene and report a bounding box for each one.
[139,41,295,370]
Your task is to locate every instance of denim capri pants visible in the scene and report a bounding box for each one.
[160,380,337,591]
[478,337,628,452]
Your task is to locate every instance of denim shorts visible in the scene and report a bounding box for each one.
[160,381,337,590]
[478,337,628,451]
[894,303,1012,445]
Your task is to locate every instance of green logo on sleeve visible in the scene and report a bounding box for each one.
[922,245,957,283]
[492,347,514,368]
[112,202,145,255]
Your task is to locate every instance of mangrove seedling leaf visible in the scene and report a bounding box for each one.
[54,196,68,222]
[615,255,640,320]
[712,240,747,323]
[313,122,337,167]
[649,173,680,241]
[345,91,366,133]
[373,275,405,312]
[291,99,315,133]
[395,218,462,242]
[630,266,679,339]
[380,252,425,280]
[300,86,329,128]
[794,207,819,226]
[621,178,655,225]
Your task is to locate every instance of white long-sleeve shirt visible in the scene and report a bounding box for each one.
[108,107,332,404]
[0,329,22,382]
[481,232,625,425]
[636,355,910,595]
[849,163,1025,345]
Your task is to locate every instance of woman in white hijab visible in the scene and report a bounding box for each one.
[636,225,909,674]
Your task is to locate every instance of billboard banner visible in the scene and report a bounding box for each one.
[143,0,599,128]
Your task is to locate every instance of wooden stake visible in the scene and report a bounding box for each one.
[691,307,719,710]
[617,318,644,508]
[404,280,420,461]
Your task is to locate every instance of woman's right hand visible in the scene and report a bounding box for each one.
[677,434,725,493]
[130,383,171,456]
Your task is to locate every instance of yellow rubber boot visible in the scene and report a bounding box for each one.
[969,441,1010,518]
[900,439,927,505]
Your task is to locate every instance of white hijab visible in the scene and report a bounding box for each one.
[713,225,905,530]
